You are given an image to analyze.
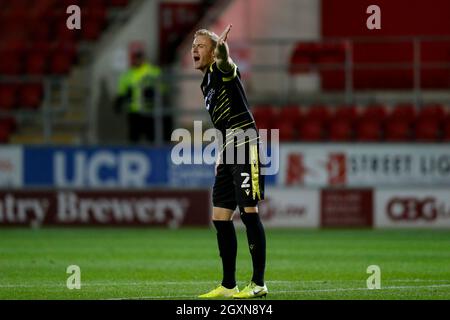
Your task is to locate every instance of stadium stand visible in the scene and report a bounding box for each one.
[252,105,277,131]
[0,0,130,143]
[289,38,450,91]
[0,0,227,144]
[250,103,450,143]
[209,1,450,146]
[297,105,330,141]
[0,0,448,145]
[320,0,450,90]
[329,118,353,142]
[354,105,385,141]
[355,117,383,142]
[276,105,302,141]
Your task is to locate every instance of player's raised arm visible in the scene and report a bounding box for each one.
[215,24,234,73]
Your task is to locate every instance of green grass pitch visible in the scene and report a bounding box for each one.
[1,228,449,300]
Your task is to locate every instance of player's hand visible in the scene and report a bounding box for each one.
[218,24,232,46]
[215,24,234,73]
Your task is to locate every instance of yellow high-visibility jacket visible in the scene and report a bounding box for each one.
[117,62,161,113]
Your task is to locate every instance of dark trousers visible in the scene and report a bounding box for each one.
[127,113,154,143]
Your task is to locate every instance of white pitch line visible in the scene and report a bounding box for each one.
[105,284,450,300]
[275,284,450,294]
[107,294,195,300]
[1,279,450,289]
[0,281,212,288]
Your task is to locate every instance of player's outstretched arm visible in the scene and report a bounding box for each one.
[215,24,234,73]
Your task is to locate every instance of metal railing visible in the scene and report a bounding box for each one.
[2,36,450,145]
[238,36,450,105]
[131,36,450,146]
[0,75,69,143]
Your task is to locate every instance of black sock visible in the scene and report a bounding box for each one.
[213,220,237,289]
[240,211,266,286]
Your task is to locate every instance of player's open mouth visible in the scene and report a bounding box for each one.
[193,56,200,62]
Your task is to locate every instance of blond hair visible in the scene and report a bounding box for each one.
[194,29,219,47]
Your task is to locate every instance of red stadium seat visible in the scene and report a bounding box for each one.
[383,104,416,141]
[18,83,43,109]
[290,55,313,74]
[356,119,382,142]
[415,118,441,141]
[443,117,450,141]
[351,42,415,90]
[54,41,77,62]
[1,19,29,41]
[278,105,302,125]
[299,105,331,141]
[0,126,10,144]
[320,42,347,58]
[110,0,129,6]
[29,20,51,41]
[418,104,446,121]
[0,85,18,110]
[329,119,353,141]
[26,53,48,75]
[289,42,318,74]
[0,116,17,143]
[252,105,277,129]
[0,117,17,133]
[385,119,412,141]
[278,121,295,142]
[421,69,450,89]
[0,38,28,53]
[305,104,331,124]
[50,53,73,74]
[390,104,417,124]
[84,4,107,27]
[255,118,270,131]
[320,69,345,90]
[317,43,346,91]
[29,41,54,56]
[360,104,388,122]
[60,0,83,7]
[82,19,103,41]
[334,105,358,122]
[32,0,55,12]
[0,52,22,75]
[56,24,80,42]
[298,119,323,141]
[421,41,450,89]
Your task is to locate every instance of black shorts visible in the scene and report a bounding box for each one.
[212,144,265,210]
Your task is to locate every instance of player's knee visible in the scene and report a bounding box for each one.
[239,206,259,225]
[213,207,235,221]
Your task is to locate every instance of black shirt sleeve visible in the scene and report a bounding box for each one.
[211,62,238,82]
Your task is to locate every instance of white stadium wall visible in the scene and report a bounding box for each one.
[375,189,450,229]
[1,144,449,228]
[233,187,320,228]
[277,144,450,187]
[237,143,450,229]
[232,187,450,229]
